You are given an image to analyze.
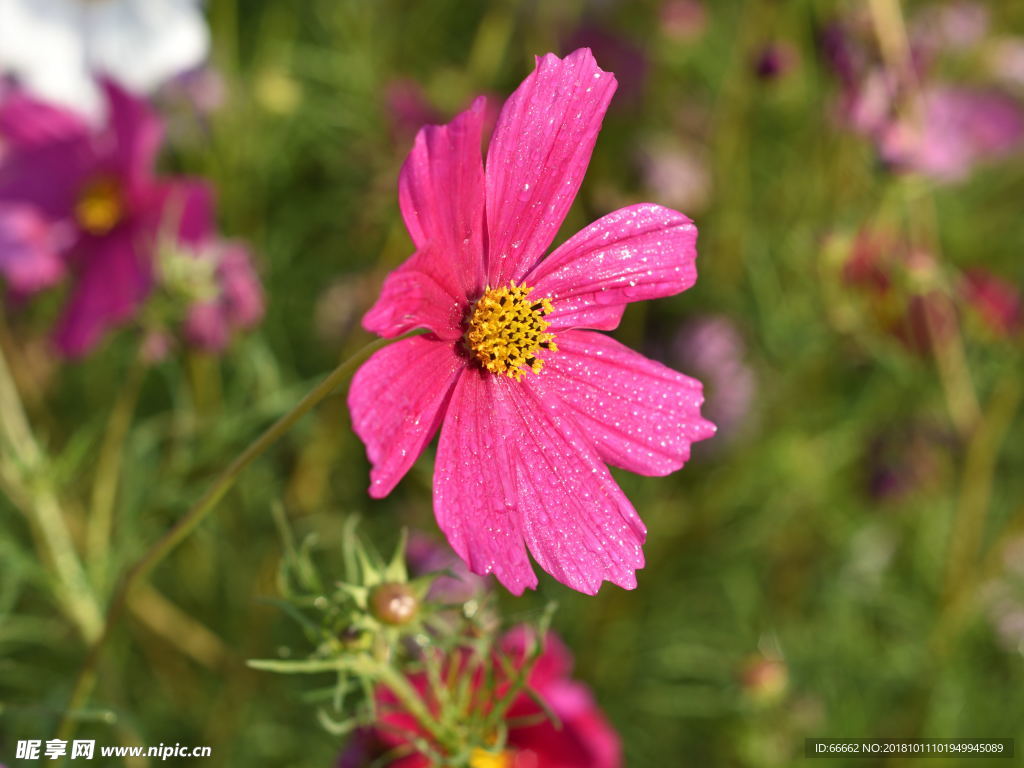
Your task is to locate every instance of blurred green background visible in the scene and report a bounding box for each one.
[3,0,1024,765]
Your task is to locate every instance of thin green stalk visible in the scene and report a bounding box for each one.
[0,341,103,642]
[57,332,417,740]
[938,376,1021,649]
[87,358,147,592]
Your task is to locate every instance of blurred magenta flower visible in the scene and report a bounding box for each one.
[349,49,715,596]
[880,87,1024,182]
[0,0,209,121]
[0,81,212,356]
[179,241,265,353]
[564,25,648,107]
[340,628,621,768]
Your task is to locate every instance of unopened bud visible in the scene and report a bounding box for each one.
[369,583,419,626]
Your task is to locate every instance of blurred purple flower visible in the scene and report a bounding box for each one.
[753,42,799,82]
[405,531,489,605]
[565,25,648,107]
[880,87,1024,182]
[866,423,951,502]
[0,80,212,356]
[181,241,265,353]
[671,315,754,440]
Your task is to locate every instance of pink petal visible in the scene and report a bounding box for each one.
[348,336,464,499]
[0,93,96,218]
[184,301,228,351]
[54,227,151,357]
[0,203,69,293]
[527,203,698,332]
[434,371,647,595]
[545,330,716,476]
[361,252,465,341]
[398,96,487,299]
[101,79,163,196]
[433,371,539,595]
[484,48,617,287]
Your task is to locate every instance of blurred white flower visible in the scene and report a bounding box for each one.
[0,0,209,120]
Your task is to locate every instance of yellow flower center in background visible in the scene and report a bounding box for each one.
[468,747,513,768]
[465,283,557,380]
[75,176,124,235]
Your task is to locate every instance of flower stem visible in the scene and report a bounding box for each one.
[57,332,415,739]
[0,337,103,642]
[87,357,147,592]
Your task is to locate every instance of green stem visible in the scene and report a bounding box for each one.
[57,332,416,739]
[0,340,103,642]
[87,358,147,592]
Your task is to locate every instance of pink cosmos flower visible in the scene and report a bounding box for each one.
[348,49,715,596]
[0,80,211,356]
[339,628,621,768]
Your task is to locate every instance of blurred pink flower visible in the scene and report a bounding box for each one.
[880,87,1024,181]
[340,628,621,768]
[0,80,212,357]
[349,49,715,596]
[181,241,265,352]
[0,202,70,293]
[820,11,1024,183]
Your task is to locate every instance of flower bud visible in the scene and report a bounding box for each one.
[369,583,419,626]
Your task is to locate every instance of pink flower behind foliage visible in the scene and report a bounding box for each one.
[339,629,621,768]
[881,87,1024,181]
[0,80,211,356]
[182,241,265,352]
[348,49,715,596]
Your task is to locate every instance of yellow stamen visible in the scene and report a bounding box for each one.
[464,283,557,380]
[75,176,123,235]
[468,748,513,768]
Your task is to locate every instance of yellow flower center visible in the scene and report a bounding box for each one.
[464,283,557,380]
[75,176,124,235]
[468,748,513,768]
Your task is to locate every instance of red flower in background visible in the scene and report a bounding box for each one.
[339,628,621,768]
